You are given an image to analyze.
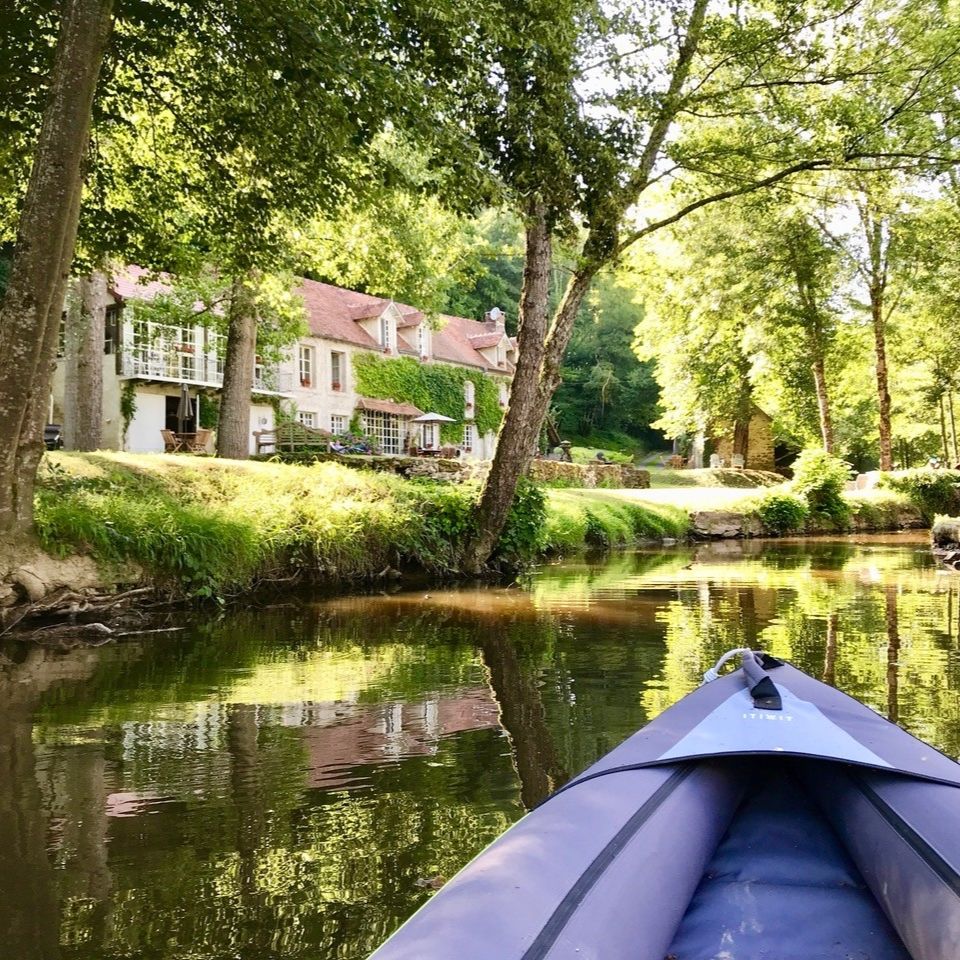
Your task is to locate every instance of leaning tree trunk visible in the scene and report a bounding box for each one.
[465,214,599,572]
[464,203,599,571]
[463,206,553,571]
[811,354,835,454]
[63,270,107,451]
[870,291,893,471]
[216,278,257,460]
[0,0,113,539]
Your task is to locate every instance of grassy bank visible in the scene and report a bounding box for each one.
[544,489,688,551]
[35,453,688,599]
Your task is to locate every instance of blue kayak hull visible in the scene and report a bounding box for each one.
[369,660,960,960]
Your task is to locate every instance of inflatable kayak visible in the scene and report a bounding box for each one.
[369,649,960,960]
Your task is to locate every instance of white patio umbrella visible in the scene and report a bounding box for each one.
[411,412,457,423]
[411,413,456,450]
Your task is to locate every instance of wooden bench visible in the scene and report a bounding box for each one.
[254,422,332,454]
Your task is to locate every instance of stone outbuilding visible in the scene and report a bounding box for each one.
[711,404,776,472]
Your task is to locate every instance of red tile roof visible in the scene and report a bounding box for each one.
[468,331,505,349]
[110,264,174,302]
[109,268,511,376]
[355,396,424,417]
[297,277,511,374]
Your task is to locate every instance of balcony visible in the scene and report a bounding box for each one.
[119,319,292,395]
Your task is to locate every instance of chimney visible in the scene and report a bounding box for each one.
[484,306,506,333]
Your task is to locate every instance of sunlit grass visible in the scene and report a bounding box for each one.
[544,489,689,551]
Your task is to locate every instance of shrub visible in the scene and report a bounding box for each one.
[496,477,548,562]
[878,469,960,522]
[753,491,809,534]
[570,446,633,465]
[790,449,851,524]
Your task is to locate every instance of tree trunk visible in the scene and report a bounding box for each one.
[464,206,553,571]
[63,271,107,451]
[940,393,951,463]
[480,632,568,809]
[822,611,838,686]
[811,354,835,454]
[950,392,959,465]
[871,293,893,471]
[216,278,257,460]
[732,418,750,460]
[465,210,598,571]
[885,584,899,724]
[0,0,113,538]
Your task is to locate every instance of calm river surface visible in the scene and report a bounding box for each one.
[2,534,959,960]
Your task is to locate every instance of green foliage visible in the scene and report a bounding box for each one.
[569,446,632,465]
[879,470,960,522]
[543,490,689,554]
[120,381,137,441]
[130,269,308,363]
[495,477,548,562]
[297,135,485,316]
[753,491,809,534]
[198,393,219,430]
[790,449,852,524]
[33,453,614,596]
[353,353,503,441]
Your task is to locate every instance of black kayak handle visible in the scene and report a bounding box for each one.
[742,652,782,710]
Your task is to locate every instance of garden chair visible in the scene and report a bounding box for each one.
[161,429,183,453]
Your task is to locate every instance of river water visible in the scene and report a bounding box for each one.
[2,533,958,960]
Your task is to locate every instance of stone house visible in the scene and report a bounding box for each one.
[711,404,776,472]
[51,267,514,458]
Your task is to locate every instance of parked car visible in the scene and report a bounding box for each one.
[44,424,63,450]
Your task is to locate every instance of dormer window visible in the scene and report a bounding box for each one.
[380,315,393,352]
[417,322,430,359]
[496,341,505,366]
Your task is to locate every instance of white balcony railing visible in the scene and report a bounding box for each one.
[119,319,292,395]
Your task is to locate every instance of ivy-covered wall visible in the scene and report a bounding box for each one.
[353,354,504,442]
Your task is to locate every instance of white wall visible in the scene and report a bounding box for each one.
[287,339,362,433]
[249,403,275,454]
[126,389,168,453]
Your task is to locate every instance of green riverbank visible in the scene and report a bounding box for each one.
[24,453,957,604]
[34,453,688,599]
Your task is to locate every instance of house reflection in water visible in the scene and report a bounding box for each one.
[296,689,502,789]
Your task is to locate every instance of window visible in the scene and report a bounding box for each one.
[464,379,475,415]
[363,410,401,455]
[298,345,314,386]
[462,422,476,453]
[297,411,316,427]
[496,341,506,366]
[379,315,393,351]
[420,422,439,450]
[498,382,510,408]
[417,322,430,358]
[331,351,344,391]
[330,414,348,434]
[104,304,121,355]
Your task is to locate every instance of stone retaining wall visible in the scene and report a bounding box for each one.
[528,460,650,488]
[257,450,651,488]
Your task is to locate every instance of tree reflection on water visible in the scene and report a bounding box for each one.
[1,533,957,960]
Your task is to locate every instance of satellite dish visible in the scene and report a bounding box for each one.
[488,307,503,321]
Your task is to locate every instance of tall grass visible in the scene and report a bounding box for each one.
[543,489,689,552]
[36,454,555,597]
